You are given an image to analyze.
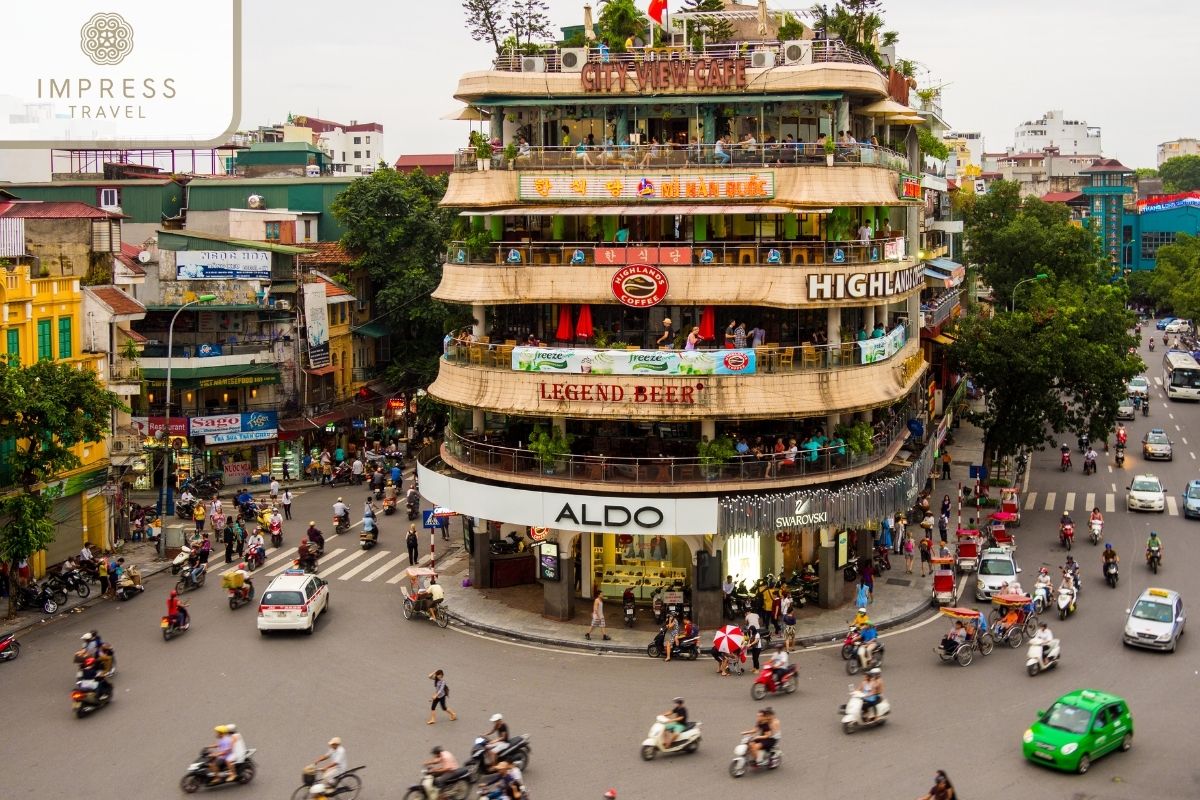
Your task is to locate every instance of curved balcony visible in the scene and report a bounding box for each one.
[436,242,921,308]
[428,335,925,421]
[434,416,911,496]
[492,41,880,73]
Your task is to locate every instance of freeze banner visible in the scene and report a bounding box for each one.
[176,249,271,280]
[511,346,756,375]
[858,325,907,364]
[303,282,331,368]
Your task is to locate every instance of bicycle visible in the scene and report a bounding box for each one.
[291,765,365,800]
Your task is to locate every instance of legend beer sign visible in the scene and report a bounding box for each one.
[806,264,924,302]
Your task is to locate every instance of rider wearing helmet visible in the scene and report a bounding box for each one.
[167,589,190,630]
[209,724,235,782]
[485,712,510,765]
[231,561,253,601]
[332,498,349,529]
[1102,542,1119,564]
[852,607,871,629]
[859,667,884,721]
[1146,531,1163,562]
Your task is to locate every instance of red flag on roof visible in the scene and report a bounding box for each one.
[648,0,668,28]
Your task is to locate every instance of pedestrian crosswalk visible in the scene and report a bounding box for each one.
[1023,490,1175,515]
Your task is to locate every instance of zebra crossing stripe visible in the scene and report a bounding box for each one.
[315,549,366,578]
[1084,493,1096,513]
[1167,496,1179,516]
[1025,492,1038,510]
[268,547,346,577]
[362,554,409,583]
[1044,492,1056,511]
[1105,494,1115,513]
[339,550,392,580]
[1064,492,1076,512]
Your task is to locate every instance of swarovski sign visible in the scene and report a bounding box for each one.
[773,495,830,529]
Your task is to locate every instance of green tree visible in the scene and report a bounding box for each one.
[961,180,1100,303]
[1158,234,1200,319]
[1158,154,1200,192]
[777,12,807,40]
[1134,167,1158,180]
[0,359,124,618]
[331,167,467,389]
[809,1,897,69]
[597,0,648,51]
[507,0,552,48]
[462,0,509,57]
[680,0,734,48]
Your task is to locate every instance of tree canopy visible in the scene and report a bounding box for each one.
[0,359,124,617]
[950,180,1139,461]
[1158,154,1200,193]
[680,0,734,48]
[809,1,897,70]
[331,167,466,389]
[462,0,508,56]
[1134,234,1200,320]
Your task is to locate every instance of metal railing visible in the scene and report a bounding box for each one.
[109,358,141,381]
[441,416,908,488]
[492,40,879,72]
[444,324,911,373]
[141,342,276,358]
[108,434,144,457]
[448,237,908,267]
[922,289,962,328]
[454,141,907,173]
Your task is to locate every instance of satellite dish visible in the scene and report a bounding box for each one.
[247,194,266,209]
[137,250,152,264]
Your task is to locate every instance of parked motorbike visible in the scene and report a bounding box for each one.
[161,613,188,641]
[115,565,144,600]
[873,546,891,573]
[647,627,699,660]
[750,665,797,700]
[641,715,701,760]
[846,641,886,675]
[328,462,352,487]
[0,632,20,662]
[839,685,891,734]
[176,498,196,520]
[171,546,193,575]
[623,598,636,627]
[1059,523,1074,551]
[176,564,207,593]
[71,677,112,717]
[728,733,781,778]
[489,531,525,556]
[1026,639,1061,676]
[1147,544,1162,574]
[38,576,70,607]
[465,734,531,780]
[842,556,860,583]
[58,569,92,599]
[16,581,60,614]
[1057,587,1077,620]
[1105,561,1119,588]
[1089,519,1103,545]
[179,747,258,793]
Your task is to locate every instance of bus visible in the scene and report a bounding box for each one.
[1162,350,1200,400]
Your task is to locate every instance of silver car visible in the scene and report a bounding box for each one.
[1142,429,1173,461]
[1123,587,1185,652]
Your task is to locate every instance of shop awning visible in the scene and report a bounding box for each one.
[930,333,957,346]
[278,416,319,432]
[141,363,281,388]
[462,204,822,217]
[923,257,965,287]
[352,322,390,339]
[305,365,338,376]
[924,268,952,288]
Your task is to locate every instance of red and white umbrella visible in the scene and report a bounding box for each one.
[713,624,744,654]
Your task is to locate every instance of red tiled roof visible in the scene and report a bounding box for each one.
[394,154,455,168]
[346,122,384,133]
[115,253,146,275]
[89,286,146,316]
[1080,158,1132,173]
[293,115,383,134]
[124,328,148,343]
[298,241,353,267]
[0,200,124,219]
[308,276,351,298]
[120,241,141,258]
[1041,191,1084,203]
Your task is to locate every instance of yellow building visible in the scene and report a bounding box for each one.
[0,199,119,570]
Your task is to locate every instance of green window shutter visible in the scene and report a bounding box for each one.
[5,328,18,363]
[58,317,72,359]
[37,319,53,361]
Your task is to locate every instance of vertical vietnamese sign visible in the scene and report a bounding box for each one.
[303,282,330,368]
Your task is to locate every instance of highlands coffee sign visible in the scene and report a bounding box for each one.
[806,265,925,302]
[582,58,748,93]
[1,1,240,146]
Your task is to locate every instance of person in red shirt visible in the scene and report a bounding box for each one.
[167,589,189,629]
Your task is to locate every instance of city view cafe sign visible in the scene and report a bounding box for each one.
[582,58,748,93]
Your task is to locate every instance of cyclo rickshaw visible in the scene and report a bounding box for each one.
[400,566,449,628]
[988,593,1039,647]
[930,565,957,607]
[934,607,995,667]
[998,488,1022,526]
[955,528,982,573]
[987,517,1017,552]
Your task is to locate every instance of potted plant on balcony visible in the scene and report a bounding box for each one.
[835,421,876,458]
[528,424,574,475]
[503,142,519,170]
[470,131,492,172]
[697,435,738,480]
[824,134,837,166]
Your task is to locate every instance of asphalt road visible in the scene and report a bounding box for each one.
[4,336,1200,800]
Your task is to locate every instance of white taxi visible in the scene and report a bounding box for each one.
[257,570,329,635]
[1123,587,1185,652]
[1126,474,1166,513]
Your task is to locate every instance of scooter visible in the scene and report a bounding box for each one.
[405,767,473,800]
[1142,397,1150,417]
[647,627,699,660]
[114,565,145,601]
[1104,560,1119,588]
[1149,338,1156,351]
[360,530,378,551]
[1147,544,1162,574]
[873,546,891,573]
[244,545,265,571]
[406,497,419,521]
[1060,450,1072,472]
[1025,639,1061,676]
[1078,433,1090,454]
[1059,523,1074,551]
[623,599,636,627]
[269,525,283,548]
[1115,444,1125,467]
[334,513,350,536]
[489,531,525,555]
[465,734,531,781]
[0,632,20,662]
[161,613,188,641]
[382,496,397,516]
[171,546,193,575]
[840,627,863,660]
[641,715,702,760]
[176,498,196,520]
[179,748,258,793]
[839,685,891,734]
[1089,519,1103,545]
[846,641,886,675]
[176,564,207,593]
[328,462,352,487]
[227,583,254,610]
[750,665,797,700]
[728,734,781,778]
[1057,586,1076,620]
[1083,455,1097,476]
[71,677,113,717]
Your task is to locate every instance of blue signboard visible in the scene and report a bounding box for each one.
[196,343,224,358]
[422,509,438,529]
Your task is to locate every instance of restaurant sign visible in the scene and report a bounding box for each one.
[190,411,278,443]
[899,173,922,200]
[611,264,669,307]
[581,58,748,94]
[514,346,755,375]
[806,264,924,302]
[538,382,704,405]
[518,172,773,202]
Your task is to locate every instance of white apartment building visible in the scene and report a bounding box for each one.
[1158,138,1200,166]
[293,115,385,175]
[1012,109,1101,156]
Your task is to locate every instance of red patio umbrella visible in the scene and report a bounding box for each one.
[554,304,574,342]
[575,304,594,340]
[699,305,716,342]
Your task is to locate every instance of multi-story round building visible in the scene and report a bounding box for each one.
[418,29,932,625]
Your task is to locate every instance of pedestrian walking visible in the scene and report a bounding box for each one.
[193,502,206,534]
[426,669,456,724]
[584,589,610,641]
[406,524,419,565]
[938,512,949,543]
[918,534,933,577]
[940,494,952,518]
[940,449,952,479]
[223,523,235,563]
[281,488,293,520]
[780,590,796,652]
[745,624,762,669]
[893,513,906,554]
[860,561,875,603]
[97,553,110,598]
[902,533,915,574]
[269,478,280,503]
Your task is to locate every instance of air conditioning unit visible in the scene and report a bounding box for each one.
[750,49,776,69]
[111,439,126,453]
[276,299,291,310]
[521,56,546,73]
[560,48,587,72]
[782,40,813,66]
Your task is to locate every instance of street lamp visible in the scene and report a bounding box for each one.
[158,294,216,543]
[1010,273,1049,312]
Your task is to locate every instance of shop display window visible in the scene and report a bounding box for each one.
[590,532,690,602]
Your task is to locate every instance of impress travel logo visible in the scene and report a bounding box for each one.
[0,0,241,147]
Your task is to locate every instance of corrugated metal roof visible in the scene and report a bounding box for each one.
[157,229,314,255]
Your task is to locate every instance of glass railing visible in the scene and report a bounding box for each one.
[491,39,880,72]
[454,141,908,173]
[447,237,909,267]
[439,415,909,488]
[922,289,962,328]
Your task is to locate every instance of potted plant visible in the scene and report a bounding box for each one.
[697,435,738,479]
[469,131,492,172]
[528,425,574,475]
[824,135,837,166]
[503,142,519,169]
[836,421,876,457]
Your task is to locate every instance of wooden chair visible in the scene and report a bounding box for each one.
[738,247,755,265]
[801,343,821,369]
[468,345,484,366]
[476,336,490,344]
[789,247,807,265]
[505,339,517,346]
[754,347,771,373]
[841,342,858,365]
[777,347,795,371]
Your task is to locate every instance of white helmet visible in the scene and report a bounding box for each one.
[490,713,503,723]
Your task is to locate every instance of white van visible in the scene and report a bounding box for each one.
[257,570,329,635]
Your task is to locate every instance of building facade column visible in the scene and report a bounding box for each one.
[543,530,577,621]
[906,131,921,266]
[701,419,716,441]
[864,305,875,331]
[471,303,487,339]
[826,306,841,344]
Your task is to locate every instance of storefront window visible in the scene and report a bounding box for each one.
[590,532,690,601]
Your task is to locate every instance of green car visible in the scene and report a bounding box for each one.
[1023,689,1134,773]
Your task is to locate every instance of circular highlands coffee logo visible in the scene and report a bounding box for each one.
[80,12,134,66]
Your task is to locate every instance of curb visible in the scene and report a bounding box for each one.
[446,593,936,655]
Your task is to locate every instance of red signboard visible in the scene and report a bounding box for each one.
[131,416,188,438]
[594,247,691,266]
[538,382,701,404]
[611,264,669,308]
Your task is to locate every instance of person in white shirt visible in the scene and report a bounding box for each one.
[1030,622,1055,663]
[179,489,195,506]
[227,723,248,769]
[857,223,871,244]
[79,543,95,564]
[332,499,349,527]
[744,609,762,633]
[421,577,445,621]
[312,737,347,784]
[768,643,791,684]
[269,479,280,501]
[350,458,365,483]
